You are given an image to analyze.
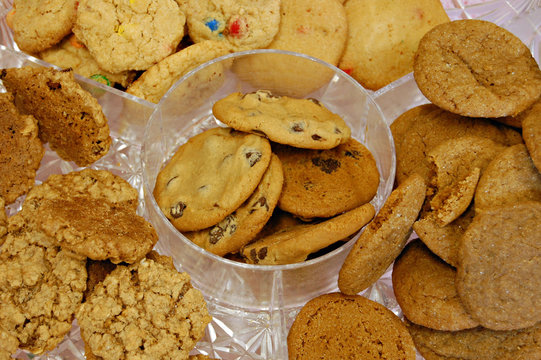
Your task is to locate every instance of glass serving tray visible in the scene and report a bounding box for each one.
[1,0,540,359]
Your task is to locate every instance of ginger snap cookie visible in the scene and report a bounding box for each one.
[287,292,416,360]
[39,34,136,88]
[1,66,111,167]
[390,104,522,185]
[406,320,541,360]
[74,0,186,73]
[457,201,541,330]
[414,19,541,117]
[392,240,479,331]
[77,257,211,360]
[185,0,281,51]
[0,92,43,205]
[186,154,283,256]
[474,143,541,214]
[127,40,234,103]
[241,202,375,265]
[339,0,449,90]
[213,90,351,150]
[11,0,78,53]
[274,139,379,219]
[338,173,426,295]
[0,213,87,356]
[154,127,272,232]
[522,98,541,172]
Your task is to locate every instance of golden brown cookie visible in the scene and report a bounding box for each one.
[0,66,111,167]
[339,0,449,90]
[274,138,379,219]
[414,19,541,117]
[392,240,479,331]
[457,201,541,330]
[77,257,211,360]
[0,92,43,204]
[154,127,272,232]
[474,144,541,214]
[241,203,375,265]
[287,293,416,360]
[390,104,522,185]
[522,98,541,172]
[0,197,7,246]
[0,213,87,356]
[186,154,283,256]
[84,259,117,301]
[406,319,541,360]
[338,173,426,295]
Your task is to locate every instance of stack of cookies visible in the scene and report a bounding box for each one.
[154,89,381,265]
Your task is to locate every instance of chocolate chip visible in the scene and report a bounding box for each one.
[312,134,324,141]
[170,202,186,218]
[308,98,321,106]
[245,151,262,167]
[250,248,258,263]
[209,227,224,244]
[258,247,268,260]
[250,196,268,213]
[0,69,6,79]
[345,150,361,159]
[209,215,236,244]
[166,176,178,187]
[291,123,305,132]
[46,81,61,90]
[303,181,314,190]
[312,157,340,174]
[334,127,342,134]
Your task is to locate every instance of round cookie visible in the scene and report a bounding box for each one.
[406,320,541,360]
[392,240,479,331]
[39,34,136,88]
[274,139,379,219]
[338,173,426,295]
[474,143,541,214]
[414,19,541,117]
[241,203,375,265]
[390,104,522,185]
[154,127,272,232]
[185,0,281,51]
[0,92,44,204]
[457,201,541,330]
[126,40,234,103]
[11,0,78,53]
[0,66,111,167]
[0,213,87,356]
[287,292,416,360]
[186,154,283,256]
[212,90,352,150]
[77,257,212,360]
[522,98,541,172]
[73,0,186,73]
[339,0,449,90]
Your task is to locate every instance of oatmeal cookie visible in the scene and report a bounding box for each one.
[0,92,44,204]
[77,257,211,360]
[414,19,541,117]
[0,66,111,167]
[73,0,186,73]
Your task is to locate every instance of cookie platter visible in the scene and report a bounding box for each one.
[1,0,540,359]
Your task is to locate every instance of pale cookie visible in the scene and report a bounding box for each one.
[390,104,522,185]
[213,90,351,150]
[36,196,158,264]
[39,34,136,88]
[522,98,541,172]
[1,66,111,167]
[392,240,479,331]
[413,205,475,268]
[73,0,186,73]
[0,213,87,356]
[339,0,449,90]
[406,319,541,360]
[274,139,379,219]
[414,19,541,117]
[11,0,78,53]
[77,257,211,360]
[287,293,416,360]
[338,173,426,295]
[185,0,281,51]
[474,143,541,213]
[457,201,541,330]
[241,202,375,265]
[0,92,44,204]
[154,127,272,232]
[186,154,283,256]
[127,40,234,103]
